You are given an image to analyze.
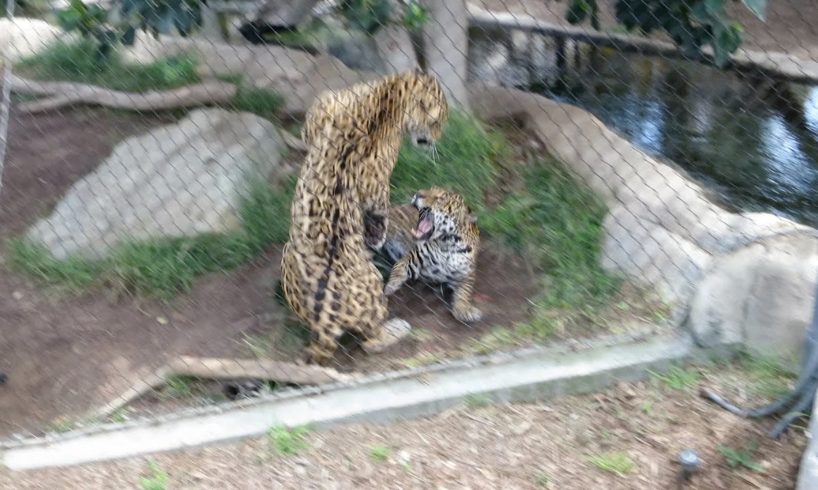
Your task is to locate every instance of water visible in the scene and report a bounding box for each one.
[541,50,818,228]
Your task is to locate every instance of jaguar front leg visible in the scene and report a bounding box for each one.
[363,210,387,251]
[450,276,483,323]
[384,255,413,295]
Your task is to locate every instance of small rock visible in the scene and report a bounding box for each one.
[11,291,23,300]
[512,421,531,435]
[156,316,168,325]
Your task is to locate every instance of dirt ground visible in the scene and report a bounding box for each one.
[0,361,807,489]
[474,0,818,59]
[0,106,549,436]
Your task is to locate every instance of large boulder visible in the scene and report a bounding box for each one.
[689,233,818,362]
[26,109,285,260]
[0,18,65,62]
[468,83,818,366]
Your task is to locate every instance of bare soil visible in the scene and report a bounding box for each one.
[0,361,807,489]
[0,107,554,436]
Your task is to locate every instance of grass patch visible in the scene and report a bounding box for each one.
[17,40,199,92]
[230,83,285,120]
[163,375,197,399]
[469,327,519,354]
[6,240,101,290]
[369,445,391,462]
[392,110,507,208]
[533,471,551,487]
[738,351,795,398]
[268,425,311,455]
[649,365,701,391]
[17,41,285,121]
[463,393,491,409]
[720,442,764,472]
[588,451,635,476]
[481,162,619,311]
[8,177,295,299]
[140,461,169,490]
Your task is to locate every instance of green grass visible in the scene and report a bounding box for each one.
[466,160,622,345]
[163,375,196,399]
[463,393,492,409]
[469,327,519,354]
[588,451,636,476]
[369,444,391,462]
[230,84,285,120]
[533,471,551,487]
[649,365,701,390]
[17,41,285,120]
[738,351,795,398]
[719,443,764,472]
[268,425,311,455]
[481,162,619,312]
[392,110,507,208]
[140,461,169,490]
[8,177,295,299]
[17,40,200,92]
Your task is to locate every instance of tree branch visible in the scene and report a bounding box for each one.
[10,76,239,114]
[91,356,353,419]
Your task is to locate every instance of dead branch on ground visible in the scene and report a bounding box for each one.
[91,356,353,419]
[10,75,238,114]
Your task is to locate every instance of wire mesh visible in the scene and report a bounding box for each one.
[1,0,817,449]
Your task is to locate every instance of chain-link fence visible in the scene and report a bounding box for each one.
[1,0,817,447]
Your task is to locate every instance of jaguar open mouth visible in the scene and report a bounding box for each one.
[414,207,435,241]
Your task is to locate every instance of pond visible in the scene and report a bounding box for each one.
[470,33,818,229]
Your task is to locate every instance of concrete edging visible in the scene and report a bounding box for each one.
[1,332,721,471]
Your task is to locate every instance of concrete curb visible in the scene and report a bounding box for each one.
[1,332,720,471]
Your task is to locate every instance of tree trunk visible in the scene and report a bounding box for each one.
[421,0,470,111]
[375,24,419,74]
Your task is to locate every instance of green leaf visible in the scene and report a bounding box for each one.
[56,8,83,31]
[566,0,591,25]
[742,0,767,21]
[402,0,429,32]
[712,22,742,66]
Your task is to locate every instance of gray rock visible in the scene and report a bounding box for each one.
[0,18,66,62]
[690,233,818,366]
[26,109,285,260]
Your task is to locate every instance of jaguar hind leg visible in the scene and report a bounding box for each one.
[303,323,344,366]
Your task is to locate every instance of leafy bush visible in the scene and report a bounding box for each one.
[339,0,429,34]
[56,0,204,62]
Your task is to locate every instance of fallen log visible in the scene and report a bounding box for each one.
[91,356,353,419]
[10,75,238,114]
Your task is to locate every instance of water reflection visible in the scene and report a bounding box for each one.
[483,40,818,227]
